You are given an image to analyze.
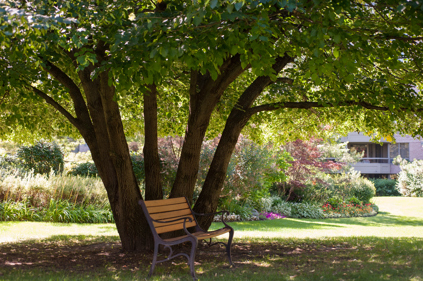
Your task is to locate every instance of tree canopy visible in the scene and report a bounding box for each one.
[1,0,423,251]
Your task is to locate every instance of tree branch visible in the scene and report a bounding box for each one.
[41,59,92,125]
[30,86,79,127]
[274,77,294,85]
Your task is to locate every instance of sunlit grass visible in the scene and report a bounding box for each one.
[212,196,423,239]
[0,222,117,243]
[2,197,423,243]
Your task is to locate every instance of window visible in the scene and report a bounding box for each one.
[389,143,409,162]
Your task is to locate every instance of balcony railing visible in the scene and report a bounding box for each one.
[358,158,389,164]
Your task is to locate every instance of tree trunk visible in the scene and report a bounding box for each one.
[144,84,163,200]
[170,57,245,202]
[75,67,153,251]
[194,55,294,230]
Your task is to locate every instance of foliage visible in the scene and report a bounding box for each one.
[0,168,108,207]
[157,136,184,195]
[259,212,285,220]
[370,178,401,196]
[157,136,291,205]
[209,136,292,205]
[2,0,423,249]
[16,141,64,175]
[322,202,376,218]
[326,170,376,203]
[327,196,343,208]
[346,196,362,206]
[0,199,113,223]
[68,162,98,178]
[0,154,19,169]
[68,155,145,185]
[280,139,344,200]
[130,155,145,185]
[290,202,324,219]
[396,157,423,197]
[318,140,364,172]
[350,178,376,204]
[0,167,113,223]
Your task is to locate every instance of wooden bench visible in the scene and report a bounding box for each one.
[138,197,234,280]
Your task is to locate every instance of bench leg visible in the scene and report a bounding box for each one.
[148,242,159,277]
[188,239,198,280]
[226,228,235,266]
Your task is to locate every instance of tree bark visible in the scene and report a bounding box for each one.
[144,84,163,200]
[170,55,245,203]
[39,55,153,251]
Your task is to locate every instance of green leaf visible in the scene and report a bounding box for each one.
[333,48,339,58]
[193,16,202,26]
[259,36,269,42]
[210,0,218,8]
[333,34,341,44]
[235,2,243,11]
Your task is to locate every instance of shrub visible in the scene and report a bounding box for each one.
[351,178,376,203]
[370,178,400,196]
[326,170,376,203]
[327,196,343,208]
[224,200,252,221]
[396,158,423,197]
[0,168,107,207]
[69,162,98,177]
[0,154,19,169]
[271,201,292,217]
[16,140,64,175]
[322,202,376,218]
[68,155,145,184]
[0,199,113,223]
[290,202,324,219]
[347,196,362,206]
[130,155,145,184]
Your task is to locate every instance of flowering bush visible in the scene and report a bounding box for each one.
[259,212,286,220]
[272,201,292,217]
[322,202,376,218]
[396,157,423,197]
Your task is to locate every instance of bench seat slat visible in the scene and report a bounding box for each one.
[163,227,232,242]
[155,220,198,234]
[144,197,187,207]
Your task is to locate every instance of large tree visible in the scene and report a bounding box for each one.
[1,0,422,251]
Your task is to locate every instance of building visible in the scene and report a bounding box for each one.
[340,132,423,178]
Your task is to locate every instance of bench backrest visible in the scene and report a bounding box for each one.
[141,197,198,235]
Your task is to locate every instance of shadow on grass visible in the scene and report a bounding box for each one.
[1,235,423,281]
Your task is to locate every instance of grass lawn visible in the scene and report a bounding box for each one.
[1,197,423,280]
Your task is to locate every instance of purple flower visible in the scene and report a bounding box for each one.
[260,212,286,220]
